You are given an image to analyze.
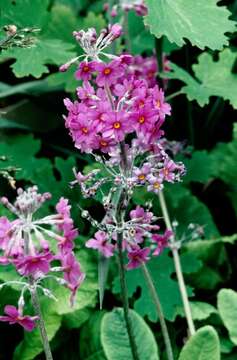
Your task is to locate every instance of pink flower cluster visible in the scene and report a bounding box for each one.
[104,0,148,17]
[63,54,171,154]
[86,205,173,269]
[0,187,85,331]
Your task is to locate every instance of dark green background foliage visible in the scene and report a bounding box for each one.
[0,0,237,359]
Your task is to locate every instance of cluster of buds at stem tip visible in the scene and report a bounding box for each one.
[61,25,186,270]
[0,25,40,50]
[59,23,123,72]
[0,186,85,331]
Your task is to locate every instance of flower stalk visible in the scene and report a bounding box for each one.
[141,262,174,360]
[158,190,196,336]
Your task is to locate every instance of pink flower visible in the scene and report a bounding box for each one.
[75,61,95,81]
[152,230,173,256]
[61,253,85,305]
[127,247,150,269]
[0,305,38,331]
[92,135,116,153]
[103,111,131,142]
[160,159,177,182]
[86,231,115,258]
[130,106,158,135]
[14,252,53,277]
[147,175,163,193]
[95,60,123,87]
[130,206,153,224]
[151,85,171,119]
[132,163,152,184]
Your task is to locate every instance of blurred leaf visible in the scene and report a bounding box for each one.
[176,301,217,321]
[218,289,237,346]
[80,311,106,360]
[178,326,220,360]
[166,49,237,109]
[47,65,78,93]
[182,150,215,184]
[0,39,76,78]
[0,79,62,98]
[128,11,154,54]
[145,0,236,50]
[101,308,159,360]
[0,0,50,28]
[113,250,201,322]
[82,12,106,32]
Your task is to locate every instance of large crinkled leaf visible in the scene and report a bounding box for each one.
[101,308,159,360]
[166,49,237,108]
[178,326,220,360]
[0,39,76,78]
[113,250,201,322]
[0,0,50,28]
[144,0,236,50]
[217,289,237,345]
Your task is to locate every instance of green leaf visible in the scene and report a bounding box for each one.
[0,0,50,28]
[182,150,215,184]
[101,308,159,360]
[144,0,236,50]
[113,250,201,321]
[80,311,107,360]
[166,49,237,109]
[0,39,76,78]
[217,289,237,345]
[178,325,220,360]
[128,11,154,54]
[176,301,217,320]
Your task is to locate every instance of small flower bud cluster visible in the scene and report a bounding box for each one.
[0,187,85,331]
[0,25,40,50]
[104,0,148,18]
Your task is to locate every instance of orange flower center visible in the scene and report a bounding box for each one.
[154,182,160,189]
[138,174,145,181]
[138,116,145,124]
[163,168,169,176]
[82,127,88,134]
[113,122,121,129]
[139,100,145,108]
[83,65,90,72]
[100,140,108,147]
[31,258,38,263]
[148,71,155,78]
[104,68,111,75]
[156,100,161,108]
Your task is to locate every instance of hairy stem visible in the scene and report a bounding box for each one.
[30,282,53,360]
[114,143,139,360]
[141,263,174,360]
[158,190,196,336]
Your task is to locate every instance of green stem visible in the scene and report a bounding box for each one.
[141,263,174,360]
[158,191,196,336]
[123,11,132,54]
[166,90,183,101]
[117,231,140,360]
[114,144,139,360]
[30,281,54,360]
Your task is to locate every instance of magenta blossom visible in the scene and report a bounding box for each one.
[152,230,173,256]
[75,61,95,81]
[14,252,54,277]
[160,159,177,182]
[0,305,38,331]
[86,231,115,258]
[147,175,164,193]
[95,60,123,87]
[127,247,150,269]
[0,217,12,248]
[151,85,171,119]
[130,206,153,224]
[61,253,85,305]
[103,111,131,141]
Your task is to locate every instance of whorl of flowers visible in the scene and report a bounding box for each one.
[61,24,185,269]
[0,186,85,331]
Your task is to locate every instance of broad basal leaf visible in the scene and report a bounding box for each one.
[101,308,159,360]
[145,0,236,50]
[218,289,237,345]
[166,49,237,109]
[176,301,217,321]
[178,326,220,360]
